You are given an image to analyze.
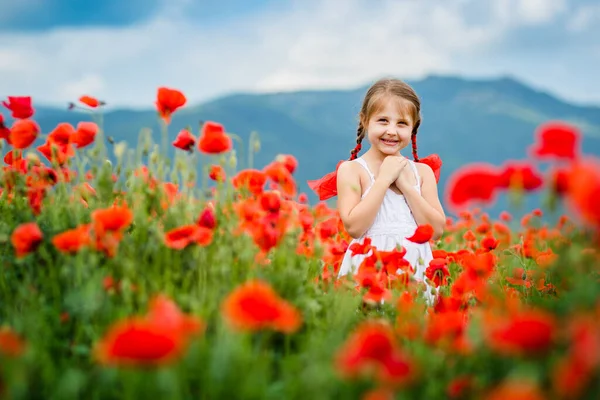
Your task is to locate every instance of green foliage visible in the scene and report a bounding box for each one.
[1,77,599,399]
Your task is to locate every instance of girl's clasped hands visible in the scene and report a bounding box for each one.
[377,155,415,193]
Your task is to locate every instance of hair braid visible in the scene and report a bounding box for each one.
[411,120,421,162]
[349,123,365,160]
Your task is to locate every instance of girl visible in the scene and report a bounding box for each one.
[309,78,446,298]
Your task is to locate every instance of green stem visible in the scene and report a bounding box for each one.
[228,133,245,169]
[161,120,169,160]
[248,132,256,170]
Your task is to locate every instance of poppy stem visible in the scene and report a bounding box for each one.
[248,131,259,169]
[228,133,245,168]
[160,120,169,159]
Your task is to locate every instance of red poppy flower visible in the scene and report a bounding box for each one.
[249,213,286,253]
[3,150,22,166]
[37,122,76,165]
[232,169,267,195]
[549,167,570,196]
[0,112,10,142]
[79,95,104,108]
[94,294,203,367]
[275,154,298,174]
[91,204,134,233]
[499,211,512,222]
[48,122,74,144]
[425,258,450,287]
[423,310,468,351]
[52,224,91,253]
[445,164,500,210]
[263,161,296,197]
[349,237,373,256]
[335,320,414,386]
[259,191,282,213]
[497,162,544,191]
[222,279,302,333]
[406,224,434,244]
[419,153,442,183]
[11,222,43,258]
[480,235,499,251]
[94,317,185,366]
[197,121,232,154]
[164,225,213,249]
[0,327,26,357]
[486,310,556,356]
[377,248,411,275]
[208,164,226,182]
[9,119,40,149]
[147,295,205,338]
[155,87,186,124]
[307,160,344,201]
[529,121,580,160]
[460,251,496,279]
[172,129,195,152]
[566,157,600,229]
[197,206,217,229]
[72,121,98,148]
[2,96,34,119]
[447,376,473,399]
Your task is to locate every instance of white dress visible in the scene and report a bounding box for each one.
[338,157,435,303]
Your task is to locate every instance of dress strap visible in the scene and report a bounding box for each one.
[353,157,375,182]
[409,160,420,187]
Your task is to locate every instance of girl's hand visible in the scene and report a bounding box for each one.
[394,157,414,192]
[377,155,407,185]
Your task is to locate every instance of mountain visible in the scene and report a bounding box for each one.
[3,75,600,221]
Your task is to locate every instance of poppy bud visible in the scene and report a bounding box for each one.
[253,134,261,153]
[229,150,237,169]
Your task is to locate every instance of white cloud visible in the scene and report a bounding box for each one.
[62,73,106,100]
[490,0,568,27]
[0,0,595,109]
[514,0,568,24]
[250,0,508,92]
[566,3,600,32]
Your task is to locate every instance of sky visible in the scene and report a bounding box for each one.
[1,0,599,109]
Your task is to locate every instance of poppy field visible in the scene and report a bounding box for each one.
[0,89,599,400]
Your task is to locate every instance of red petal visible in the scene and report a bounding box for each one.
[419,154,442,183]
[307,161,344,201]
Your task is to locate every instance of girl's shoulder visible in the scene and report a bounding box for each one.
[337,159,371,187]
[336,159,361,180]
[337,158,364,174]
[414,160,429,170]
[414,161,437,183]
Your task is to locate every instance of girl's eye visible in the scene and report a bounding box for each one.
[378,119,387,122]
[398,121,407,125]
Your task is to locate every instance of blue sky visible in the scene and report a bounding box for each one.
[0,0,280,31]
[1,0,599,108]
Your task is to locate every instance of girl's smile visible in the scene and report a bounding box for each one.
[380,137,400,147]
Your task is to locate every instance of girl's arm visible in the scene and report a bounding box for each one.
[400,163,446,240]
[336,161,390,239]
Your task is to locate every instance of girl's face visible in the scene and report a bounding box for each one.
[363,96,414,157]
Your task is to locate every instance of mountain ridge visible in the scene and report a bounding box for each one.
[3,74,599,220]
[22,74,600,115]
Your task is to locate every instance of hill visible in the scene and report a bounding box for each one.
[4,75,600,220]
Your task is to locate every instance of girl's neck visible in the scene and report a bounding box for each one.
[362,148,401,163]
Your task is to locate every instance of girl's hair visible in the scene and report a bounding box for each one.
[349,78,422,162]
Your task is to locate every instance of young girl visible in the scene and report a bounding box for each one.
[309,78,446,299]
